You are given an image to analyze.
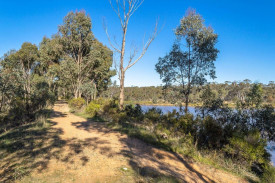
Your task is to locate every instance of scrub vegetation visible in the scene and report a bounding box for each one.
[0,0,274,182]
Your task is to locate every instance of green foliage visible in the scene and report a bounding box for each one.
[58,11,114,99]
[124,104,144,121]
[144,107,163,122]
[260,165,275,183]
[156,9,219,111]
[197,116,224,149]
[68,98,85,110]
[102,80,275,108]
[246,84,263,108]
[85,102,101,117]
[254,104,275,141]
[0,41,57,131]
[223,131,269,166]
[102,99,119,116]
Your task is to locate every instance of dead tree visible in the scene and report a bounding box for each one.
[105,0,159,109]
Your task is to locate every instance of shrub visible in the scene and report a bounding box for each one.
[261,165,275,183]
[223,131,268,166]
[85,102,101,117]
[171,113,196,136]
[93,98,108,105]
[124,104,144,121]
[197,116,224,149]
[103,99,119,114]
[68,98,85,110]
[144,107,163,122]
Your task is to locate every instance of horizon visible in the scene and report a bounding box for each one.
[0,0,275,86]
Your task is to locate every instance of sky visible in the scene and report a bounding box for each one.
[0,0,274,87]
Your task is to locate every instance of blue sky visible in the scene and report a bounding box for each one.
[0,0,274,86]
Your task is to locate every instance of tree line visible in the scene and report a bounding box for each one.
[0,11,115,131]
[101,80,275,106]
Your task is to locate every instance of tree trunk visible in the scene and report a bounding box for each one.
[185,94,189,113]
[185,43,191,114]
[119,71,125,110]
[118,25,127,110]
[74,88,79,98]
[94,84,97,100]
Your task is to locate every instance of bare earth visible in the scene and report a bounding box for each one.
[19,102,247,183]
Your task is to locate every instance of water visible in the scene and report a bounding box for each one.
[141,105,275,166]
[141,105,196,114]
[267,142,275,166]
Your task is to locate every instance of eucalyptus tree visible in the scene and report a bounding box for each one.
[0,43,54,119]
[156,9,219,112]
[38,36,62,93]
[58,11,114,99]
[15,43,39,101]
[246,83,263,108]
[105,0,159,109]
[0,50,24,112]
[58,11,94,98]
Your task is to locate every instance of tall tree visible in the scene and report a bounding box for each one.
[156,9,219,112]
[58,11,94,98]
[58,11,114,99]
[106,0,158,109]
[38,36,62,93]
[0,50,24,112]
[15,43,39,100]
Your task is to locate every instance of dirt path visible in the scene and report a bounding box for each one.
[20,102,247,183]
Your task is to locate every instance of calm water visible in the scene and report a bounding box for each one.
[141,105,275,166]
[141,105,196,114]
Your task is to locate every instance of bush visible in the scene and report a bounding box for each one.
[68,98,85,110]
[103,99,119,114]
[198,116,224,149]
[223,131,269,166]
[144,107,163,122]
[261,165,275,183]
[124,104,144,121]
[170,113,196,136]
[85,102,101,117]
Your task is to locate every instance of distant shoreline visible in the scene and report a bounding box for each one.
[124,101,200,107]
[124,101,275,108]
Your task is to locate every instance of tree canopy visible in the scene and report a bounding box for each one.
[156,9,219,112]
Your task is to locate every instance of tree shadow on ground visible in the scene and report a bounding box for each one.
[72,117,217,183]
[121,137,216,183]
[0,116,91,182]
[1,103,218,183]
[0,120,66,182]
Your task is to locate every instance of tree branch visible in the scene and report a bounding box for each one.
[125,19,159,71]
[103,19,122,53]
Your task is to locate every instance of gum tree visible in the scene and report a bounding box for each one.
[58,11,114,99]
[156,9,219,112]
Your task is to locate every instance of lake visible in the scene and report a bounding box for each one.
[141,105,275,166]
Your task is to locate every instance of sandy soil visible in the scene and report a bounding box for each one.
[19,101,247,183]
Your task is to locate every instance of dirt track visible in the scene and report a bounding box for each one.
[20,101,247,183]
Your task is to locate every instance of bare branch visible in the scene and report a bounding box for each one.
[103,18,121,53]
[113,36,120,48]
[125,18,159,71]
[113,57,121,80]
[127,42,138,67]
[108,0,124,27]
[129,0,144,17]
